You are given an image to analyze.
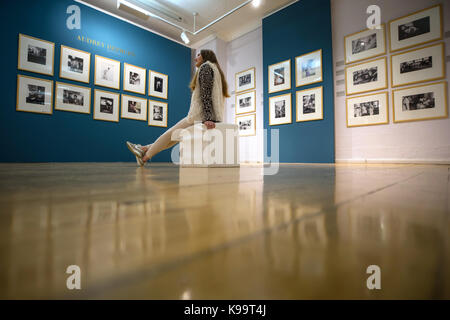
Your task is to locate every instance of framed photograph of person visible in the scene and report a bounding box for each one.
[59,45,91,83]
[235,113,256,137]
[16,75,53,114]
[235,90,256,115]
[295,49,322,87]
[345,57,387,96]
[123,63,146,95]
[55,82,90,114]
[121,94,147,121]
[269,93,292,126]
[235,67,255,93]
[148,100,168,127]
[268,59,291,94]
[344,24,386,64]
[94,55,121,90]
[389,4,443,53]
[392,81,447,123]
[391,42,445,88]
[93,89,120,122]
[18,34,54,76]
[346,92,389,127]
[149,70,168,99]
[296,86,323,122]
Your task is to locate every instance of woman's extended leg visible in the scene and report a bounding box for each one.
[142,117,192,162]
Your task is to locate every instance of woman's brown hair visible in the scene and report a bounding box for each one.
[190,49,230,98]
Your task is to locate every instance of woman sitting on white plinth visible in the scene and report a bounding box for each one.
[126,49,230,166]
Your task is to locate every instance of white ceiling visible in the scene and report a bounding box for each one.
[76,0,297,47]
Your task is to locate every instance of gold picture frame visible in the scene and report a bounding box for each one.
[59,45,91,84]
[388,4,443,53]
[392,81,447,123]
[121,94,148,121]
[268,59,291,94]
[149,70,168,99]
[344,24,386,64]
[346,91,389,128]
[235,90,256,115]
[295,49,322,87]
[16,74,53,115]
[18,33,55,76]
[345,57,388,96]
[148,100,168,127]
[296,86,323,122]
[55,81,91,114]
[269,93,292,126]
[93,89,120,122]
[390,42,445,88]
[123,63,147,95]
[235,113,256,137]
[94,55,121,90]
[235,67,256,93]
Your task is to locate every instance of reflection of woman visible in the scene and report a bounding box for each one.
[126,49,230,166]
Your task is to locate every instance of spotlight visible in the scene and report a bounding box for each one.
[181,31,190,44]
[252,0,261,7]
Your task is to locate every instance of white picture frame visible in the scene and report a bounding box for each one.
[236,113,256,137]
[344,24,386,64]
[148,100,168,127]
[391,42,445,88]
[55,81,90,114]
[235,90,256,115]
[59,45,91,83]
[149,70,168,99]
[295,49,322,87]
[235,67,255,93]
[268,59,291,94]
[94,89,120,122]
[345,57,387,96]
[123,63,146,95]
[389,4,443,53]
[392,81,447,123]
[121,94,147,121]
[16,75,53,114]
[269,93,292,126]
[296,86,323,122]
[94,55,121,90]
[346,92,389,127]
[18,34,54,76]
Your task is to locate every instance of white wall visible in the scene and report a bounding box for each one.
[195,27,264,163]
[331,0,450,163]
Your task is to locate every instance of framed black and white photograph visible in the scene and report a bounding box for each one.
[389,4,442,52]
[235,90,256,115]
[296,86,323,122]
[346,92,389,127]
[295,49,322,87]
[269,93,292,126]
[121,94,147,121]
[344,24,386,64]
[149,70,168,99]
[16,75,53,114]
[94,55,121,90]
[268,60,291,94]
[235,67,255,93]
[148,100,168,127]
[55,82,90,114]
[391,42,445,88]
[235,113,256,137]
[123,63,146,95]
[59,45,91,83]
[392,81,447,123]
[18,34,54,76]
[345,57,387,96]
[93,89,120,122]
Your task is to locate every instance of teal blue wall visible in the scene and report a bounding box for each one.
[263,0,335,163]
[0,0,191,162]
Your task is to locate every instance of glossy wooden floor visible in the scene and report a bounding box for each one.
[0,163,448,299]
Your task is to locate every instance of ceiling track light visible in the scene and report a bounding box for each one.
[117,0,258,45]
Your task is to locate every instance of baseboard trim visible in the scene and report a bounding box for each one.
[336,159,450,165]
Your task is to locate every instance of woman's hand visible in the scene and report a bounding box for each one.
[204,121,216,129]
